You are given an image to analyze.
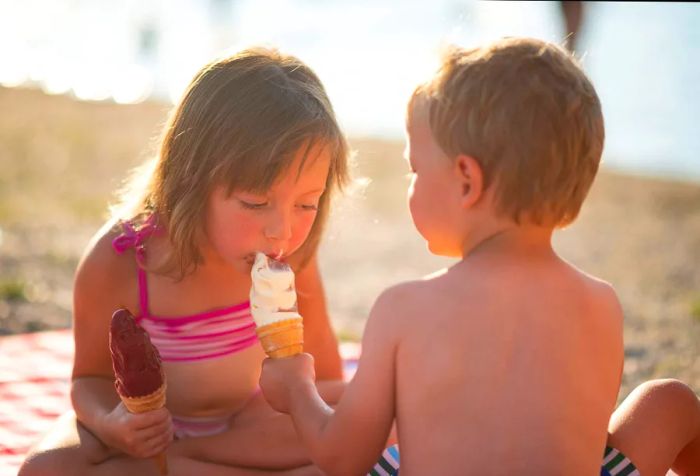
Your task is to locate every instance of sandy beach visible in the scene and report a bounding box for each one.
[0,86,698,400]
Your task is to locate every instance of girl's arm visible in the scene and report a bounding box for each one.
[295,254,343,380]
[71,227,172,458]
[71,229,127,431]
[260,288,399,476]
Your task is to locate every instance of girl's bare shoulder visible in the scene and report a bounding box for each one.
[74,220,139,309]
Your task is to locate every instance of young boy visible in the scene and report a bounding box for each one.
[259,38,696,475]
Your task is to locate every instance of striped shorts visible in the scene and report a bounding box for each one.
[368,445,639,475]
[600,446,640,476]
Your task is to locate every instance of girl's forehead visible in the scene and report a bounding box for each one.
[284,142,332,185]
[296,140,332,166]
[219,138,333,194]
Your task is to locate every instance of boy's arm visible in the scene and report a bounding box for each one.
[260,288,400,475]
[295,254,343,380]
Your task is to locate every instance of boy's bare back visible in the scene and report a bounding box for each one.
[381,238,623,474]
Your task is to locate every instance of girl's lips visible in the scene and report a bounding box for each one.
[268,250,285,261]
[244,252,287,265]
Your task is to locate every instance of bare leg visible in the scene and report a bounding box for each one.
[18,410,323,476]
[19,411,125,476]
[607,379,700,476]
[96,455,322,476]
[177,380,347,469]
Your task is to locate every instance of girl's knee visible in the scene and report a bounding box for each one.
[19,446,89,476]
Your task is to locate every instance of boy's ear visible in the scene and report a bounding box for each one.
[454,154,483,208]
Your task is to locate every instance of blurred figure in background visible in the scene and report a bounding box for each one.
[560,1,584,52]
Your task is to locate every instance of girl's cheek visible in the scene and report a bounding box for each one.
[293,214,317,246]
[224,214,261,250]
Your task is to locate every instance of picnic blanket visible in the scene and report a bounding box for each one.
[0,329,360,475]
[0,332,680,476]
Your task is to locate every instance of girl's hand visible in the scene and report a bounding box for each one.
[99,402,174,458]
[260,353,316,413]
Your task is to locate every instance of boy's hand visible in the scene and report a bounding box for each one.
[99,402,173,458]
[260,353,316,414]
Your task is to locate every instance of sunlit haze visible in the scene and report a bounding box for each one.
[1,0,699,179]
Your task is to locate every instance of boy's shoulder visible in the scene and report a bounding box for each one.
[362,278,434,348]
[563,260,622,311]
[370,268,451,324]
[549,260,625,347]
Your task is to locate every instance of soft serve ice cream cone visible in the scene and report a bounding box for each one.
[250,252,304,358]
[110,308,168,475]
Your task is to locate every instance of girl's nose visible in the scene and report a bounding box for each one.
[264,209,293,243]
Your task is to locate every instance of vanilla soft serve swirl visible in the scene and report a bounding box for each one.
[250,252,302,327]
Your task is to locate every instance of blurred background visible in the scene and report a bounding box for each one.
[0,0,698,399]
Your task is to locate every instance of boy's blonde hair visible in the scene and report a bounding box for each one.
[113,47,349,278]
[410,37,604,227]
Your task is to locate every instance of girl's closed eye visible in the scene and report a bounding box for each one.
[238,198,268,210]
[238,198,318,211]
[297,202,319,211]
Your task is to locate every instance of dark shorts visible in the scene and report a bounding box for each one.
[368,445,640,476]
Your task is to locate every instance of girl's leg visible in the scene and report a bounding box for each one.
[173,380,347,470]
[96,455,322,476]
[18,411,122,476]
[19,411,322,476]
[21,382,345,475]
[607,379,700,476]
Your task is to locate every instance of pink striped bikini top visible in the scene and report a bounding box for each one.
[111,215,259,362]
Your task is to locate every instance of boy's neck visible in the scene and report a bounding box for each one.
[460,220,555,261]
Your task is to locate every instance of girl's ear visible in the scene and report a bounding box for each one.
[454,154,483,208]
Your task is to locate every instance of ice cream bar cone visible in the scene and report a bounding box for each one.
[120,381,168,475]
[255,318,304,358]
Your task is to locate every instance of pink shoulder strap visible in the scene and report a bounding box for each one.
[111,215,160,318]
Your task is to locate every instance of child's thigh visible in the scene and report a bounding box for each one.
[18,411,114,476]
[167,458,322,476]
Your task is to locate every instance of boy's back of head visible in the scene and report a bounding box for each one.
[412,37,604,228]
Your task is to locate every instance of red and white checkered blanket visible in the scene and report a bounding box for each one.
[0,332,682,476]
[0,331,74,474]
[0,330,360,475]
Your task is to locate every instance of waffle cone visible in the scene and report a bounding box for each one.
[120,382,166,413]
[118,381,168,475]
[256,318,304,358]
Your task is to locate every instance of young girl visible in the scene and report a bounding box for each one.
[20,47,349,476]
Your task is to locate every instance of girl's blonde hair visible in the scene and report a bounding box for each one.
[112,47,349,278]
